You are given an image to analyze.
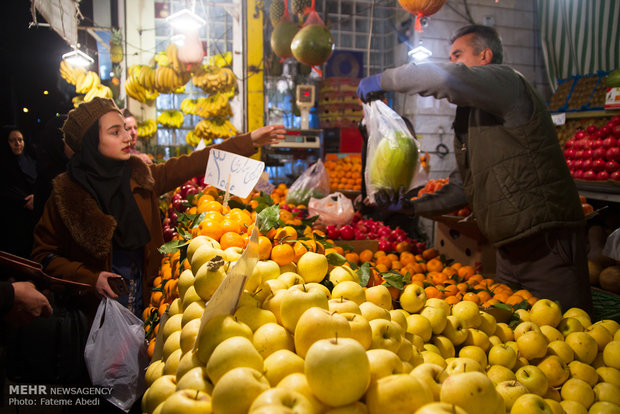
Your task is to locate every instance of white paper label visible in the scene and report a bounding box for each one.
[203,149,265,198]
[551,112,566,126]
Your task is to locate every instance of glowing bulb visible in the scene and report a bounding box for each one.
[166,9,206,32]
[62,47,94,67]
[23,107,29,113]
[408,44,432,62]
[43,90,49,95]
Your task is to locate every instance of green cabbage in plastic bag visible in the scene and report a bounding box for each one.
[369,131,419,191]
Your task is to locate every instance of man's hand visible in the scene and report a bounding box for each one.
[356,73,383,102]
[250,125,286,147]
[8,281,53,326]
[96,271,123,299]
[374,187,415,216]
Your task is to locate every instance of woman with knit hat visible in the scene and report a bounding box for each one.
[31,97,284,316]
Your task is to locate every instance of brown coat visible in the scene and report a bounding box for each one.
[32,133,256,305]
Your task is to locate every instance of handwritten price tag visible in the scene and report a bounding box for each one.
[204,149,265,198]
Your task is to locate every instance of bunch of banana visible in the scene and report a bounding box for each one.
[84,84,113,102]
[194,118,237,140]
[154,66,190,94]
[132,65,157,91]
[192,66,237,94]
[72,95,84,108]
[180,98,197,115]
[137,119,157,139]
[185,130,201,146]
[125,76,148,103]
[208,51,233,68]
[166,43,184,74]
[154,51,170,67]
[75,71,101,94]
[194,94,232,118]
[59,60,87,85]
[157,110,184,129]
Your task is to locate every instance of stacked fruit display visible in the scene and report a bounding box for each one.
[143,183,620,413]
[324,155,362,192]
[563,116,620,181]
[414,178,472,217]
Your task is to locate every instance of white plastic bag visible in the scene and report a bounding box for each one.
[308,192,355,226]
[363,101,421,203]
[285,159,331,205]
[84,298,148,412]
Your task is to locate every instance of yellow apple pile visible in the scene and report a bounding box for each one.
[141,231,620,414]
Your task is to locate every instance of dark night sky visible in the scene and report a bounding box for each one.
[0,0,90,145]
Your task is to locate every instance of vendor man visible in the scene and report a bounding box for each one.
[357,24,592,313]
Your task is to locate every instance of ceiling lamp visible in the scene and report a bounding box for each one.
[408,41,432,62]
[62,46,94,67]
[166,8,205,32]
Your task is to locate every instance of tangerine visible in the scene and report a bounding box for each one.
[271,243,295,266]
[220,232,245,250]
[258,236,273,260]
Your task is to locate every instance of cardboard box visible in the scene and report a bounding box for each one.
[433,219,496,274]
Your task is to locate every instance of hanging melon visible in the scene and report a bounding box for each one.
[397,0,447,32]
[290,24,334,67]
[271,19,299,59]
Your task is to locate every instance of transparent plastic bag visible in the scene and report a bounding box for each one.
[363,100,422,203]
[84,298,148,412]
[308,192,354,226]
[286,159,330,205]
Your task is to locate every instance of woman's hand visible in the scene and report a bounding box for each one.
[96,271,122,299]
[250,125,286,147]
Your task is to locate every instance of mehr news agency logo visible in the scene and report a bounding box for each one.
[7,384,113,407]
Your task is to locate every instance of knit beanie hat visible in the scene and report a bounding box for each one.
[62,97,121,152]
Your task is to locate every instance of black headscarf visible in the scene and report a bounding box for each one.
[66,122,150,250]
[1,125,37,186]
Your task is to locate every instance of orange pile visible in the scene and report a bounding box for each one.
[324,154,362,191]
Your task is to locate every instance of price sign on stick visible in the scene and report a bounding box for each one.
[204,149,265,198]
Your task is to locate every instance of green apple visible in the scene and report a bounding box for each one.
[247,260,281,293]
[195,313,253,364]
[441,315,468,346]
[223,246,243,262]
[369,318,403,353]
[397,338,414,362]
[509,393,553,414]
[365,285,393,310]
[277,271,305,288]
[162,331,181,361]
[584,324,613,352]
[593,381,620,406]
[592,349,606,369]
[597,366,620,388]
[544,399,565,414]
[406,314,433,342]
[544,385,562,402]
[565,331,598,364]
[186,235,220,262]
[402,360,415,373]
[560,400,588,414]
[421,306,448,335]
[488,343,517,369]
[159,389,212,414]
[421,350,446,369]
[603,340,620,369]
[329,265,360,285]
[540,325,564,343]
[496,380,529,411]
[234,304,278,332]
[432,335,456,359]
[206,336,264,384]
[280,284,330,332]
[294,306,352,358]
[341,312,372,350]
[478,311,498,337]
[547,340,574,364]
[529,299,563,328]
[517,330,549,360]
[142,375,177,414]
[249,388,313,413]
[238,291,260,307]
[399,284,427,313]
[176,366,213,394]
[410,363,448,400]
[588,401,620,414]
[366,349,404,382]
[263,349,305,386]
[410,333,425,352]
[181,301,205,327]
[514,321,542,340]
[359,301,391,321]
[445,357,483,375]
[304,282,331,298]
[423,343,441,355]
[190,244,224,274]
[515,365,549,396]
[162,314,183,342]
[253,322,295,358]
[181,286,204,310]
[145,360,165,388]
[494,322,515,342]
[279,262,297,274]
[323,401,369,414]
[458,345,487,369]
[168,298,181,316]
[413,402,468,414]
[262,289,288,324]
[439,371,499,413]
[558,317,585,337]
[276,372,329,414]
[563,308,592,331]
[425,297,451,315]
[329,297,362,314]
[451,301,481,329]
[594,320,620,336]
[536,355,569,387]
[366,374,433,413]
[389,309,409,331]
[486,364,517,385]
[515,308,531,322]
[180,317,202,354]
[255,279,288,305]
[568,360,598,387]
[175,349,202,379]
[297,251,329,283]
[463,328,491,352]
[211,367,270,414]
[488,335,503,347]
[331,281,366,305]
[177,269,195,301]
[560,378,594,409]
[305,337,371,407]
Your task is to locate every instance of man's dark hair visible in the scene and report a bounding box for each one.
[450,24,503,64]
[122,108,134,119]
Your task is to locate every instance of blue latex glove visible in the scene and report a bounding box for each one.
[356,73,383,102]
[374,187,416,216]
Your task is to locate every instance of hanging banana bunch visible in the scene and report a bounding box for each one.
[59,60,87,85]
[194,118,237,140]
[75,71,101,94]
[157,110,185,129]
[137,119,158,139]
[191,65,237,95]
[84,84,113,102]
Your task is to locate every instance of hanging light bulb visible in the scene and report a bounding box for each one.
[408,40,432,62]
[62,45,94,67]
[171,34,186,47]
[166,1,205,33]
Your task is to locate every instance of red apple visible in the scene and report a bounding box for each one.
[600,126,612,138]
[339,225,354,240]
[575,150,584,159]
[582,159,593,171]
[573,170,585,179]
[596,171,610,181]
[575,130,587,140]
[378,239,392,251]
[593,147,607,160]
[605,160,620,173]
[611,115,620,125]
[565,138,575,148]
[573,159,584,170]
[592,159,606,172]
[606,147,620,162]
[591,138,604,149]
[326,225,340,240]
[603,137,618,149]
[586,125,598,134]
[583,170,596,180]
[354,230,367,240]
[610,170,620,181]
[613,124,620,139]
[583,149,593,159]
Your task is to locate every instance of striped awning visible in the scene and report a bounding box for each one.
[538,0,620,90]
